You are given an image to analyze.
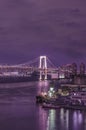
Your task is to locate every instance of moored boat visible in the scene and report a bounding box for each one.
[42,103,60,109]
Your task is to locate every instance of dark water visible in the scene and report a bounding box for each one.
[0,81,86,130]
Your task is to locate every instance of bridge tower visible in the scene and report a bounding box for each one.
[39,56,47,80]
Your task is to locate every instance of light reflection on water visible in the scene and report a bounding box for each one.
[47,110,56,130]
[60,109,69,130]
[42,108,85,130]
[37,81,49,94]
[0,81,85,130]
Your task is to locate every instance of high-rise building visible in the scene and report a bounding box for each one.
[80,62,85,75]
[72,63,77,75]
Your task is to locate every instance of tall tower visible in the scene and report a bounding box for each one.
[39,56,47,80]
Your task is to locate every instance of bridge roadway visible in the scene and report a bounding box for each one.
[0,56,85,80]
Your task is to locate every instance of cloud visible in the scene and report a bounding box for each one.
[0,0,86,65]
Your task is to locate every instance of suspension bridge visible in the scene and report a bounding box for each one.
[0,56,76,80]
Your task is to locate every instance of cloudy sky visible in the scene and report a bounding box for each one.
[0,0,86,66]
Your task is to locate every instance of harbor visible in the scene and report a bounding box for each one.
[36,83,86,111]
[36,72,86,111]
[0,81,86,130]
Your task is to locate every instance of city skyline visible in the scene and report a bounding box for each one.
[0,0,86,65]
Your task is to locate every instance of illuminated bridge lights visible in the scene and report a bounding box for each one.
[39,56,47,80]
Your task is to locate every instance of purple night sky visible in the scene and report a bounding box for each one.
[0,0,86,66]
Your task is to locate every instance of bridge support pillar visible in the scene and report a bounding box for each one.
[39,56,47,80]
[44,72,47,80]
[39,71,42,80]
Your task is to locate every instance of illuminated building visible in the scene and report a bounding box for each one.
[80,62,85,75]
[72,63,77,75]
